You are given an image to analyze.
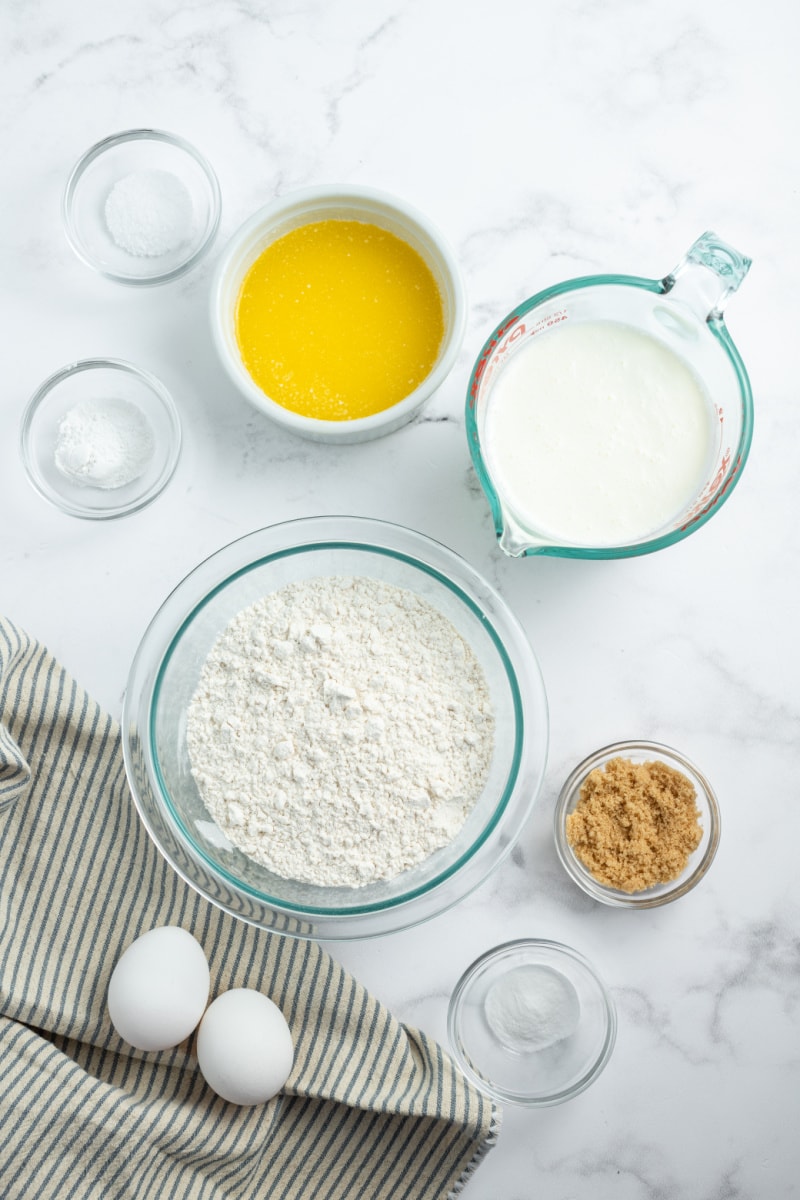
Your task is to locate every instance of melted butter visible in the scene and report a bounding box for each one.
[235,219,445,421]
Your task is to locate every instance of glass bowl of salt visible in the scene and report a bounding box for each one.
[20,357,181,519]
[63,129,221,285]
[447,938,616,1107]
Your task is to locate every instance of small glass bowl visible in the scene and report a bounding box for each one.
[448,939,616,1107]
[554,740,721,908]
[20,358,182,519]
[63,129,221,285]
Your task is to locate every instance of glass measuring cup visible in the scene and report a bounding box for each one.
[466,232,753,558]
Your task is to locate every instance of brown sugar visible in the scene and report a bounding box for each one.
[565,756,702,893]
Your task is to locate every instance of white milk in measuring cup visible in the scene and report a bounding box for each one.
[466,232,754,559]
[483,320,713,546]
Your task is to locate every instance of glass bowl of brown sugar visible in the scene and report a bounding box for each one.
[553,741,721,908]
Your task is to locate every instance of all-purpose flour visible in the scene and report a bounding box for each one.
[186,576,495,887]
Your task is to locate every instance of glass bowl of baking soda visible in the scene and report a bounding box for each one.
[63,129,221,285]
[20,358,182,519]
[122,516,549,940]
[448,939,617,1106]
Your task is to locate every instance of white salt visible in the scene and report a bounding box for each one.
[104,169,194,257]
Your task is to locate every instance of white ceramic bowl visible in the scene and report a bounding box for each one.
[210,185,467,444]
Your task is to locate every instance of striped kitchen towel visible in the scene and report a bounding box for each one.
[0,617,499,1200]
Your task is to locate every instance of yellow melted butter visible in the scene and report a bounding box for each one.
[235,219,445,421]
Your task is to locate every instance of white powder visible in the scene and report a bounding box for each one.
[186,576,495,888]
[484,965,581,1052]
[54,397,155,489]
[104,169,194,257]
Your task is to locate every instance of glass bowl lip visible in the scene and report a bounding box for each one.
[208,182,468,440]
[62,127,222,286]
[465,270,754,560]
[123,516,549,932]
[553,739,721,908]
[447,936,618,1107]
[19,356,182,520]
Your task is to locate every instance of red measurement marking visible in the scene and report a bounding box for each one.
[469,314,521,406]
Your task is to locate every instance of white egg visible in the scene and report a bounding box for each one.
[196,988,294,1106]
[107,926,210,1052]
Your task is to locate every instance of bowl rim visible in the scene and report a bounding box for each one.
[447,937,617,1107]
[208,183,467,440]
[62,127,222,286]
[553,739,721,908]
[19,356,182,520]
[122,516,549,939]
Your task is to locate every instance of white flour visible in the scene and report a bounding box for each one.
[186,576,495,887]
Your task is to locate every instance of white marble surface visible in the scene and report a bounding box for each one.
[3,1,799,1195]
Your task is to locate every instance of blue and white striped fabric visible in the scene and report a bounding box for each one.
[0,618,499,1199]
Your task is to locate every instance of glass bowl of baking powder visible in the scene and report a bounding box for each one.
[20,358,181,519]
[122,516,549,939]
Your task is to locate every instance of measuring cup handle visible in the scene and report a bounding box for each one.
[662,231,752,320]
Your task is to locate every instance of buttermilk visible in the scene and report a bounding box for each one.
[483,320,713,547]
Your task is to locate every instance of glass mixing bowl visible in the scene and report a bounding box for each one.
[122,517,549,939]
[467,231,754,558]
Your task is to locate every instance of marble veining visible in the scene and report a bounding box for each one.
[2,0,799,1196]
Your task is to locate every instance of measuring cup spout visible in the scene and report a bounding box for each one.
[499,525,533,557]
[497,507,553,557]
[662,231,751,321]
